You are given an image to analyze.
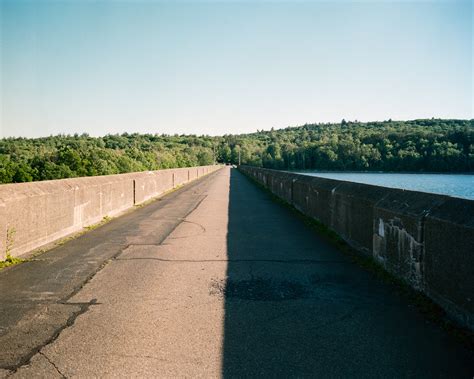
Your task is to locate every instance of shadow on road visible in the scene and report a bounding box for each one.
[220,168,474,377]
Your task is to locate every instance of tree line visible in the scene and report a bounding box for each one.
[1,119,472,184]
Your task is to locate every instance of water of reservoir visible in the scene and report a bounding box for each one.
[295,172,474,200]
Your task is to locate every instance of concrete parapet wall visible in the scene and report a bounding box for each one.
[239,165,474,331]
[0,165,221,259]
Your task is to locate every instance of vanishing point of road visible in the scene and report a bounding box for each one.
[1,167,473,377]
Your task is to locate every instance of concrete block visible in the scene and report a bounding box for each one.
[373,191,446,290]
[424,198,474,329]
[292,176,342,227]
[331,182,392,254]
[133,171,174,204]
[189,168,198,181]
[174,168,190,187]
[0,198,6,260]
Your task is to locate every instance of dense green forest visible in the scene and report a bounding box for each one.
[1,119,472,184]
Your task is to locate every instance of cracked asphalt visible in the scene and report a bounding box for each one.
[1,167,473,377]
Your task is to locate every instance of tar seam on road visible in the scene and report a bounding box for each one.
[2,300,95,373]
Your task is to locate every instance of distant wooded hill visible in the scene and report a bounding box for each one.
[1,119,472,183]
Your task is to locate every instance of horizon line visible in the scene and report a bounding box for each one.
[2,117,473,140]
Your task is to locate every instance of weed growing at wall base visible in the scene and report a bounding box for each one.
[1,227,26,269]
[84,216,112,231]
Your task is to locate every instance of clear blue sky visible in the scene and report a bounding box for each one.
[0,0,472,138]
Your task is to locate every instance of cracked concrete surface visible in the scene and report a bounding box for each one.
[0,170,222,374]
[11,353,64,378]
[7,169,230,377]
[1,167,474,377]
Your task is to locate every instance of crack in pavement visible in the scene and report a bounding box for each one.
[114,258,349,264]
[103,353,208,365]
[38,351,66,379]
[64,247,130,302]
[0,301,94,372]
[166,219,207,239]
[0,369,12,378]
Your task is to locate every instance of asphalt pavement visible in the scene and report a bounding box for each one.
[1,167,473,378]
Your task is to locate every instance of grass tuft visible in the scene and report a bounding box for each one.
[1,227,27,269]
[0,255,26,269]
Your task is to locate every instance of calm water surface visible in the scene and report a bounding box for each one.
[295,172,474,200]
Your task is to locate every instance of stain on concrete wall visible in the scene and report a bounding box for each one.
[373,217,423,289]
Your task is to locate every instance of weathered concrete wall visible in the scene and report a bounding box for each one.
[239,166,474,331]
[0,165,221,259]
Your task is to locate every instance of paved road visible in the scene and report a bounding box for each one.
[1,167,473,378]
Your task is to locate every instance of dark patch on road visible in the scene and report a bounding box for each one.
[210,277,310,301]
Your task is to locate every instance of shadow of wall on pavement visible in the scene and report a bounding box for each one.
[219,168,474,378]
